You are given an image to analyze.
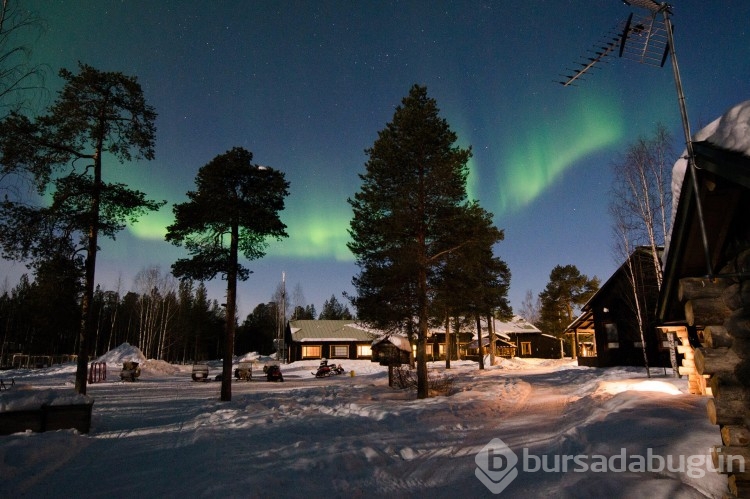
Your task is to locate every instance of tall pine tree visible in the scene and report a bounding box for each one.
[165,147,289,401]
[0,64,163,394]
[348,85,473,398]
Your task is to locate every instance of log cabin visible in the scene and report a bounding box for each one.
[565,246,671,368]
[657,101,750,498]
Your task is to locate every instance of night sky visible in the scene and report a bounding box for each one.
[3,1,749,318]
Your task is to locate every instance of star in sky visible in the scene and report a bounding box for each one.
[3,0,749,319]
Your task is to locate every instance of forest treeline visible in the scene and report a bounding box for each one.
[0,265,354,366]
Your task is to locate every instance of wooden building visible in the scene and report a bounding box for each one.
[285,320,379,362]
[656,101,750,497]
[371,335,411,366]
[565,247,670,368]
[496,316,563,359]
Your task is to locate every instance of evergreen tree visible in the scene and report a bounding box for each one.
[318,294,353,320]
[165,147,289,401]
[0,63,163,394]
[435,202,511,368]
[348,85,472,398]
[291,304,316,320]
[237,303,277,355]
[538,264,599,336]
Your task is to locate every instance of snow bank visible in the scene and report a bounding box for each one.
[0,386,91,411]
[95,342,146,364]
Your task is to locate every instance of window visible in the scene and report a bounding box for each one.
[411,344,434,356]
[605,323,619,349]
[521,342,532,356]
[302,345,322,359]
[438,343,445,356]
[331,345,349,358]
[357,345,372,358]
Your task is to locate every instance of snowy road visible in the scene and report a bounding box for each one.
[0,358,729,498]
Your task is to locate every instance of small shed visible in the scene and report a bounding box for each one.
[371,335,411,366]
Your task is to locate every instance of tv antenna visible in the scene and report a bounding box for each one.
[560,0,714,280]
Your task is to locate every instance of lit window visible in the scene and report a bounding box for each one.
[357,345,372,357]
[521,342,532,356]
[331,345,349,358]
[302,345,322,358]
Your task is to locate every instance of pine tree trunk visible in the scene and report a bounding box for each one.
[75,149,102,395]
[221,221,239,402]
[476,314,484,370]
[445,312,451,369]
[488,313,496,366]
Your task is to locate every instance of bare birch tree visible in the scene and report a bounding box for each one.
[610,124,674,374]
[610,123,673,289]
[0,0,47,115]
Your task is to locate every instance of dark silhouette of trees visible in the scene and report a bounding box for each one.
[166,147,289,401]
[436,203,511,369]
[538,264,599,336]
[236,302,278,356]
[0,63,163,394]
[291,304,316,320]
[318,294,353,320]
[0,0,47,116]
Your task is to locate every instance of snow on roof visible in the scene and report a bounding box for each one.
[668,99,750,261]
[672,100,750,209]
[492,315,541,335]
[372,334,412,352]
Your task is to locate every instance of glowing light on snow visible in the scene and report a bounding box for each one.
[597,379,683,396]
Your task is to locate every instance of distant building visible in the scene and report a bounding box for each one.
[285,320,379,362]
[496,316,563,359]
[565,247,670,368]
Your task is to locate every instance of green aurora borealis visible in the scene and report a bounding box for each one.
[127,92,623,264]
[4,0,749,314]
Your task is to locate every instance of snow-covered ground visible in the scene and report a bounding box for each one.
[0,344,729,498]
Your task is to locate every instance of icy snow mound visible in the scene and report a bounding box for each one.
[141,359,180,376]
[95,343,146,364]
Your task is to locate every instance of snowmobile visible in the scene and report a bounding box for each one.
[312,359,345,378]
[120,361,141,382]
